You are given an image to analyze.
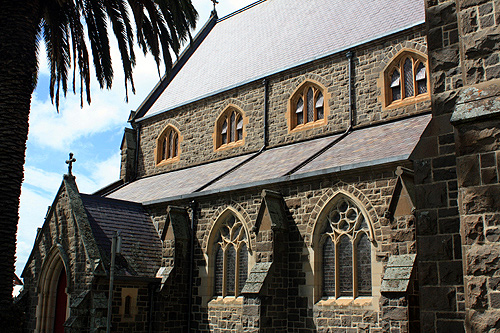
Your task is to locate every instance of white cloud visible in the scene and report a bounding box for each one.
[77,151,122,194]
[24,166,65,195]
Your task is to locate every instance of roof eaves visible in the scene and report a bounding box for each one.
[135,20,425,122]
[132,14,218,121]
[140,154,410,206]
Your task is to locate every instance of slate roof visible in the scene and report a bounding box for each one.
[141,0,425,119]
[295,114,431,175]
[204,134,341,191]
[106,114,431,204]
[106,154,252,203]
[80,194,161,277]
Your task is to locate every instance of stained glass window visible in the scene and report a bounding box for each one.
[403,58,414,98]
[316,92,324,120]
[214,245,224,295]
[158,126,180,163]
[416,62,427,95]
[238,243,248,292]
[322,237,335,296]
[356,233,372,296]
[213,213,249,297]
[218,108,244,148]
[296,97,304,125]
[230,112,236,143]
[387,53,428,105]
[391,70,401,102]
[320,197,372,298]
[338,235,353,296]
[292,83,326,129]
[307,87,314,123]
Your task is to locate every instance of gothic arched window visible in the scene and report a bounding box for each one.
[215,106,246,150]
[289,82,327,130]
[385,51,429,106]
[319,196,372,298]
[212,214,249,297]
[156,125,181,165]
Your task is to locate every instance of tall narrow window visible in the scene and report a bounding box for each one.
[386,51,429,105]
[322,237,335,297]
[212,213,249,297]
[157,125,181,165]
[290,81,327,130]
[214,245,224,296]
[319,196,372,298]
[216,107,246,149]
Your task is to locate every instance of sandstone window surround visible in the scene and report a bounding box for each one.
[211,214,249,297]
[287,80,329,132]
[384,50,429,107]
[35,248,70,332]
[214,105,248,151]
[155,124,181,166]
[120,288,138,322]
[312,194,375,303]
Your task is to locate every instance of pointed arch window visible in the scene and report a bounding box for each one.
[385,52,429,106]
[156,125,181,165]
[215,106,246,150]
[212,214,249,297]
[289,81,328,131]
[319,197,372,298]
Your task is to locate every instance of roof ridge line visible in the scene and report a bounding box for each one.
[217,0,267,22]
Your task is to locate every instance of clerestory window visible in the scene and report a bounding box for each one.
[319,197,372,298]
[215,107,245,150]
[156,125,181,165]
[288,81,328,131]
[213,214,249,297]
[386,52,429,106]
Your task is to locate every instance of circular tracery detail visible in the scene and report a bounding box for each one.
[325,198,366,238]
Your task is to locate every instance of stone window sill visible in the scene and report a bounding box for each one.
[315,296,373,308]
[209,296,244,306]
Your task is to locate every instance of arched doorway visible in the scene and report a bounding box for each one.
[53,269,68,333]
[36,249,69,332]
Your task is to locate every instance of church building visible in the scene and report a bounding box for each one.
[20,0,500,332]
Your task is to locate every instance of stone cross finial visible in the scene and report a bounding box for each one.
[66,152,76,176]
[211,0,219,12]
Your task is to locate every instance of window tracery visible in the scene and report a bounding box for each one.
[292,83,325,129]
[386,51,429,106]
[319,197,372,298]
[216,107,245,149]
[213,214,249,297]
[156,125,180,165]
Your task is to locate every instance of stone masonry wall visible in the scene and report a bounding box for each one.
[136,29,428,179]
[424,0,500,331]
[413,1,466,331]
[22,181,96,331]
[144,164,416,331]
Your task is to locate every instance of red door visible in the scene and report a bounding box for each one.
[53,269,67,333]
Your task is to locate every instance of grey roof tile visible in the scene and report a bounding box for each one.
[106,154,252,202]
[296,114,431,174]
[81,194,162,277]
[105,115,430,204]
[143,0,425,118]
[204,135,340,191]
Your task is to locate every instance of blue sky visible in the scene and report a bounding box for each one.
[16,0,255,280]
